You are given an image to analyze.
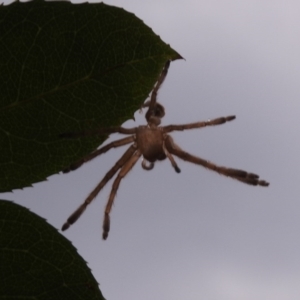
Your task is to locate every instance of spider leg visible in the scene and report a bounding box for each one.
[148,60,170,111]
[63,136,135,173]
[102,150,141,240]
[145,61,170,125]
[163,115,236,133]
[60,126,136,139]
[165,136,269,186]
[162,141,181,173]
[61,144,137,231]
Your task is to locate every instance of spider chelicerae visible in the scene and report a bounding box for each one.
[61,60,269,240]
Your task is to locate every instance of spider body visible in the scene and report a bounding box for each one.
[61,60,269,240]
[136,126,166,162]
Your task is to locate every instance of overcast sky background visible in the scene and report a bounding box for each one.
[2,0,300,299]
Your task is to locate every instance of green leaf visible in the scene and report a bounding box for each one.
[0,200,105,300]
[0,0,181,192]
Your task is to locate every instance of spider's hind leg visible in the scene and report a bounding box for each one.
[61,144,137,232]
[165,135,269,186]
[102,150,141,240]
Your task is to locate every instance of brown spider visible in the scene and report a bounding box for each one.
[61,60,269,240]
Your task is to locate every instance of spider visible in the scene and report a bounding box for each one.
[61,60,269,240]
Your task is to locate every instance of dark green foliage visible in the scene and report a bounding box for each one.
[0,200,106,299]
[0,0,181,192]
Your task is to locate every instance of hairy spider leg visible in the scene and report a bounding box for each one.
[162,140,181,173]
[163,115,236,133]
[146,60,170,123]
[159,114,236,175]
[63,136,134,172]
[102,150,141,239]
[60,126,136,139]
[62,144,137,231]
[165,136,269,186]
[149,60,170,110]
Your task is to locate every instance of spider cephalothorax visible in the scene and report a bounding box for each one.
[61,60,269,240]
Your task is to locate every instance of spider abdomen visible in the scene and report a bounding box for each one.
[136,126,166,162]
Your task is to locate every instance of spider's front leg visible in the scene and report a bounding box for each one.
[147,60,170,111]
[163,115,236,133]
[145,60,170,126]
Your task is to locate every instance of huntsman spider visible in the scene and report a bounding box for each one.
[61,60,269,240]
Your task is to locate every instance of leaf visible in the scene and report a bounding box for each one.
[0,200,105,300]
[0,0,182,192]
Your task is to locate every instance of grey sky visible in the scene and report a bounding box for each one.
[2,0,300,299]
